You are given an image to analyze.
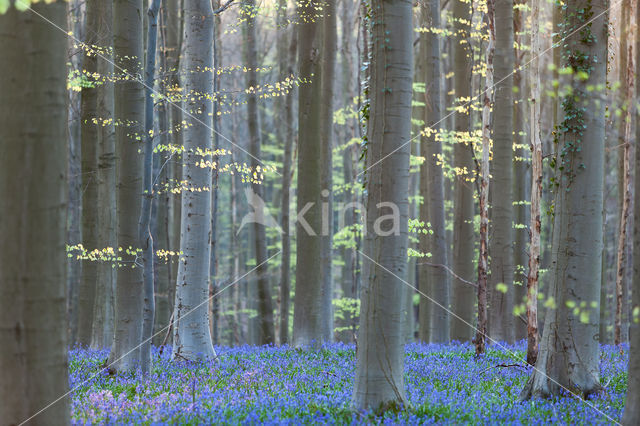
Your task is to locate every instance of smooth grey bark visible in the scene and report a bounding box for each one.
[140,0,162,372]
[487,0,515,344]
[352,0,413,410]
[0,2,70,423]
[512,0,529,341]
[92,0,117,350]
[78,0,100,346]
[418,0,450,344]
[451,0,475,342]
[67,0,84,345]
[110,0,146,372]
[320,0,337,342]
[277,0,296,345]
[623,6,640,420]
[243,0,276,345]
[172,0,216,360]
[520,0,607,399]
[292,0,327,347]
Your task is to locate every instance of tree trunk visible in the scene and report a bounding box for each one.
[92,0,117,350]
[623,6,640,422]
[615,0,633,346]
[111,0,146,372]
[352,0,413,410]
[451,0,476,342]
[293,0,328,347]
[139,0,162,372]
[0,2,70,423]
[512,0,530,341]
[320,0,337,342]
[172,0,216,360]
[526,0,541,366]
[475,0,495,356]
[78,0,101,347]
[243,0,275,345]
[278,0,297,345]
[487,0,515,344]
[520,0,607,399]
[418,0,450,344]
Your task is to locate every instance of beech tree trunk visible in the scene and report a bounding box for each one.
[0,2,70,423]
[92,0,117,350]
[111,0,146,372]
[475,0,495,356]
[451,0,476,342]
[172,0,216,360]
[520,0,607,399]
[293,0,328,347]
[623,6,640,422]
[526,0,541,366]
[243,0,276,345]
[78,0,100,347]
[418,0,450,344]
[352,0,413,410]
[487,0,515,344]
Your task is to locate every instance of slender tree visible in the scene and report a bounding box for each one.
[451,0,475,342]
[277,0,297,345]
[243,0,276,344]
[418,0,450,343]
[352,0,413,409]
[623,7,640,422]
[320,0,337,342]
[172,0,217,360]
[526,0,541,366]
[77,0,101,346]
[475,0,495,356]
[0,2,70,423]
[520,0,607,399]
[92,0,117,350]
[110,0,146,372]
[140,0,162,371]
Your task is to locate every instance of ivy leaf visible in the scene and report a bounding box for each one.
[0,0,9,14]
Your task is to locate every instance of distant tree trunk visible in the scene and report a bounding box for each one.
[67,0,84,345]
[277,0,297,345]
[615,0,633,345]
[110,0,146,372]
[320,0,336,342]
[525,0,541,366]
[475,0,495,356]
[418,0,450,344]
[172,0,216,360]
[140,0,162,372]
[0,2,70,423]
[623,7,640,422]
[487,0,515,344]
[293,0,327,347]
[520,0,606,399]
[92,0,117,350]
[451,0,475,342]
[243,0,275,345]
[512,0,529,341]
[352,0,413,410]
[78,0,101,347]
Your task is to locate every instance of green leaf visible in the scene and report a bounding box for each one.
[496,283,508,294]
[0,0,9,14]
[15,0,31,12]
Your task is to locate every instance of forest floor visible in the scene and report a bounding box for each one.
[69,342,626,424]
